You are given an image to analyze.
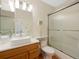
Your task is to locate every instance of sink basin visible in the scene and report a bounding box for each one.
[11,39,31,46]
[11,37,31,46]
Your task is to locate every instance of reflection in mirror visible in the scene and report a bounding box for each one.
[0,0,33,39]
[0,0,15,39]
[15,9,33,37]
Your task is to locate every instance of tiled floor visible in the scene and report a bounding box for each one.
[39,54,43,59]
[52,54,60,59]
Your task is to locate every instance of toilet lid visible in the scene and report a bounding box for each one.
[42,46,55,54]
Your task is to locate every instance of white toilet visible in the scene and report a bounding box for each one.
[42,46,55,59]
[38,38,55,59]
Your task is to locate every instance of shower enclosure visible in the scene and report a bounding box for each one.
[48,2,79,59]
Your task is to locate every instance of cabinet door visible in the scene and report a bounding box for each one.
[8,53,28,59]
[30,57,39,59]
[29,49,40,59]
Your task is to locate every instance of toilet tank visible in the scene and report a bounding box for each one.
[37,37,48,47]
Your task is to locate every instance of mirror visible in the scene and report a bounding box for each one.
[0,0,33,38]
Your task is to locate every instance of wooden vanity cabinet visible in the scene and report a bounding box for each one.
[0,43,40,59]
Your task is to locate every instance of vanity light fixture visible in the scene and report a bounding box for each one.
[9,0,15,12]
[14,0,33,12]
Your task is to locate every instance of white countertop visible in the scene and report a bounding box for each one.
[0,38,39,52]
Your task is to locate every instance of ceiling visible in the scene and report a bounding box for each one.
[41,0,78,7]
[42,0,66,7]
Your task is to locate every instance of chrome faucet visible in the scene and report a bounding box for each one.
[9,31,12,38]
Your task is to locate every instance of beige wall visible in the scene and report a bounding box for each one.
[27,0,55,37]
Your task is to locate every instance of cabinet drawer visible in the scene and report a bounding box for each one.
[28,43,40,51]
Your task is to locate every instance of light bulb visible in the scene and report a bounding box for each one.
[15,0,19,8]
[27,4,32,12]
[22,2,26,10]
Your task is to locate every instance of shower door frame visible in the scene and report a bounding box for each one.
[47,2,79,59]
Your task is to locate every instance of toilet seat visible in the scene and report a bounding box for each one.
[42,46,55,54]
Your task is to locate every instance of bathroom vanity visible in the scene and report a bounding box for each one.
[0,39,40,59]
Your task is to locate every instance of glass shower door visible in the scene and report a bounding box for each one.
[48,3,79,59]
